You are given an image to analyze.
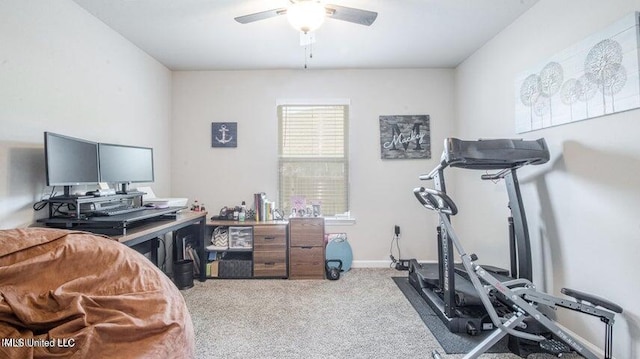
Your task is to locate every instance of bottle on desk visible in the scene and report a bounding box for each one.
[239,201,246,221]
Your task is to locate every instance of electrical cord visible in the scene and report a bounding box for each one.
[52,203,67,216]
[33,186,58,211]
[157,236,167,272]
[53,203,78,218]
[32,200,48,211]
[389,233,401,268]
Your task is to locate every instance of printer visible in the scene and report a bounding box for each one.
[137,187,188,208]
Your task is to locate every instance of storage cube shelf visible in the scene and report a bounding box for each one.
[205,221,289,279]
[218,252,252,278]
[204,219,325,280]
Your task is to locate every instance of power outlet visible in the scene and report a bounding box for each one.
[394,225,400,236]
[395,259,410,271]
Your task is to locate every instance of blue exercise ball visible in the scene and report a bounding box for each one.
[325,234,353,272]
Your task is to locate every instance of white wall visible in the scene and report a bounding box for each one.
[171,69,455,263]
[455,0,640,356]
[0,0,172,229]
[5,0,635,353]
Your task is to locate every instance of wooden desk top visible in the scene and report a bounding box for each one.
[113,211,207,244]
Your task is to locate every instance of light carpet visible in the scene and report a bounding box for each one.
[181,268,563,359]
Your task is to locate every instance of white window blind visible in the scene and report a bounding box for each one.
[278,104,349,216]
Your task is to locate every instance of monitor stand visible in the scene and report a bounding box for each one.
[117,183,130,194]
[49,185,80,200]
[49,185,90,201]
[117,182,142,195]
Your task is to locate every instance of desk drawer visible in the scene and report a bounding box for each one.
[254,250,286,277]
[289,246,324,279]
[253,261,287,278]
[254,226,287,250]
[253,250,286,264]
[289,218,324,247]
[254,225,286,237]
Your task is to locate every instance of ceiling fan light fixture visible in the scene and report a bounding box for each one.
[287,1,326,33]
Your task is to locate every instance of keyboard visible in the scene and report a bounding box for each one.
[91,206,147,217]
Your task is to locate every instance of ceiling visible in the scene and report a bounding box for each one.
[71,0,539,71]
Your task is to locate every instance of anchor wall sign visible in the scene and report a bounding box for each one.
[211,122,237,148]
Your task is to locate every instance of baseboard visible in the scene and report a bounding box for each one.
[351,260,391,268]
[555,322,607,358]
[351,259,436,268]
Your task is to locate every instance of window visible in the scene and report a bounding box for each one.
[278,104,349,216]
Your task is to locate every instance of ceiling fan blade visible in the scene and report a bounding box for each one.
[234,8,287,24]
[325,4,378,26]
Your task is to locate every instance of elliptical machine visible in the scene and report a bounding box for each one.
[414,186,622,359]
[409,137,550,336]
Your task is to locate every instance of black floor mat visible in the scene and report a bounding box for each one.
[393,276,509,354]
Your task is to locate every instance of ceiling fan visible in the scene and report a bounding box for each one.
[234,0,378,33]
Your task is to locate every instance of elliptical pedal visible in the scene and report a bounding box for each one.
[539,339,571,356]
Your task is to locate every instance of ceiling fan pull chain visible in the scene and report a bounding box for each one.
[304,44,308,69]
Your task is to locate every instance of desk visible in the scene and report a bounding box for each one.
[38,207,189,236]
[111,211,207,281]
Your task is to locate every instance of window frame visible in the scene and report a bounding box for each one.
[277,101,350,218]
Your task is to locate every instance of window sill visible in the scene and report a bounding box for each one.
[324,217,356,226]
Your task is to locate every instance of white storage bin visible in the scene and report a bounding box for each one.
[229,226,253,249]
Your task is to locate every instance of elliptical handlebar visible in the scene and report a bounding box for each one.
[419,162,445,181]
[480,168,511,181]
[413,187,458,216]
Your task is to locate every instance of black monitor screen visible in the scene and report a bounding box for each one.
[45,132,100,186]
[99,143,154,183]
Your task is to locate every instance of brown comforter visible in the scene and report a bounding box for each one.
[0,228,194,358]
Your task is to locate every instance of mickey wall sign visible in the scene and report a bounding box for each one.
[379,115,430,159]
[211,122,237,148]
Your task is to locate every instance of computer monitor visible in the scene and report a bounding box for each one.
[99,143,154,193]
[44,132,100,197]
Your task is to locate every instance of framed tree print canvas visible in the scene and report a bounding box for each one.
[515,12,640,133]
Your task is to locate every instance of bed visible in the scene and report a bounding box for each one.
[0,228,195,358]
